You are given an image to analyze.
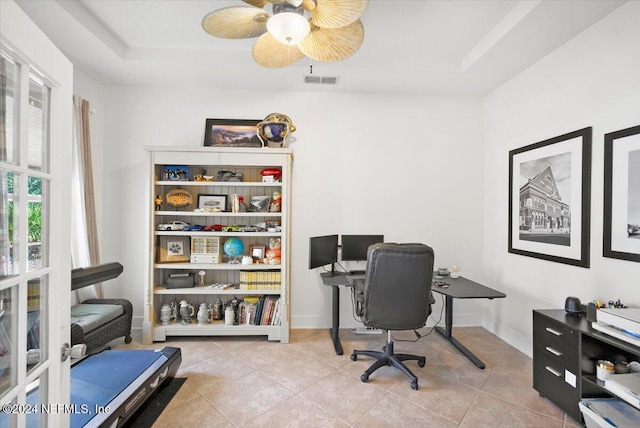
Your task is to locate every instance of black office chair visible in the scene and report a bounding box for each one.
[350,243,435,390]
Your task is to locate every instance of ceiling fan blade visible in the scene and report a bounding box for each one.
[298,19,364,62]
[311,0,368,29]
[301,0,317,12]
[243,0,291,7]
[202,6,269,39]
[253,33,306,68]
[242,0,268,7]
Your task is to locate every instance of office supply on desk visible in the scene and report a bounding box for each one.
[350,243,435,390]
[431,275,506,369]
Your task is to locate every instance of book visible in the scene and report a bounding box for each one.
[604,373,640,409]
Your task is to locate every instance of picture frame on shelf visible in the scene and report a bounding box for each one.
[250,195,271,212]
[163,165,189,181]
[198,194,227,212]
[603,124,640,262]
[157,236,191,263]
[249,245,266,262]
[508,127,592,267]
[203,119,262,148]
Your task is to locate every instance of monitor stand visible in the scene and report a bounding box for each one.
[323,263,339,277]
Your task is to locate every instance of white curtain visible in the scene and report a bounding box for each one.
[71,96,102,302]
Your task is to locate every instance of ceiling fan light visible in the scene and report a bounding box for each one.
[267,12,310,45]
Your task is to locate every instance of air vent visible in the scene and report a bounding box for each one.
[304,75,339,85]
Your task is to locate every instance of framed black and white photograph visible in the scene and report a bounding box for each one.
[604,124,640,262]
[198,194,226,212]
[203,119,262,148]
[250,195,271,212]
[508,127,592,267]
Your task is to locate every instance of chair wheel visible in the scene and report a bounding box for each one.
[125,336,133,344]
[418,358,425,367]
[361,373,369,383]
[350,354,357,361]
[411,381,419,390]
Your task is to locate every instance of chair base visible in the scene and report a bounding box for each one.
[350,339,425,390]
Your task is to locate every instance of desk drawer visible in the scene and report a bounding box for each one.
[533,313,578,352]
[533,355,581,419]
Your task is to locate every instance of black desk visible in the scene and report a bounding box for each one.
[320,271,362,355]
[431,275,506,369]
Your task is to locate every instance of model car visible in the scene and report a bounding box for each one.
[157,220,189,231]
[221,224,246,232]
[182,224,204,231]
[203,224,224,232]
[238,225,266,232]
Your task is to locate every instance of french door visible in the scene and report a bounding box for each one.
[1,1,73,427]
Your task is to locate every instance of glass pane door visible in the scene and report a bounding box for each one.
[1,12,72,422]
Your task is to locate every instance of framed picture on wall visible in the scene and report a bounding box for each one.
[203,119,262,148]
[508,127,592,267]
[603,124,640,262]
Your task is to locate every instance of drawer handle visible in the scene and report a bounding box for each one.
[545,346,562,357]
[545,366,562,377]
[545,327,562,336]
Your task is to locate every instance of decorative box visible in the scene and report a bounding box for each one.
[190,236,222,263]
[166,272,194,288]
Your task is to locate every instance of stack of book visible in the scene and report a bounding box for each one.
[239,271,281,290]
[236,295,281,326]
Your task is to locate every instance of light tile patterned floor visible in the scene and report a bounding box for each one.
[117,327,581,427]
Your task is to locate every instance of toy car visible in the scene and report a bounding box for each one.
[203,224,224,232]
[238,225,266,232]
[182,224,204,231]
[222,225,246,232]
[157,220,189,231]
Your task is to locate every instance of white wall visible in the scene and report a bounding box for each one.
[483,1,640,355]
[96,88,484,335]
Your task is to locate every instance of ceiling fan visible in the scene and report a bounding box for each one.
[202,0,368,68]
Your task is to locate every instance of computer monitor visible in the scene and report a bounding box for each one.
[309,234,339,275]
[340,235,384,261]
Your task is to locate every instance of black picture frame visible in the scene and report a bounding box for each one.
[603,124,640,262]
[198,194,227,212]
[203,119,262,148]
[508,127,592,267]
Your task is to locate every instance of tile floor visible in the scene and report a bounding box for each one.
[117,327,582,427]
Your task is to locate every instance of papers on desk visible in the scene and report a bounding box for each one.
[579,398,640,428]
[604,373,640,409]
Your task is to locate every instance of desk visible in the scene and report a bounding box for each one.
[320,271,362,355]
[431,275,506,369]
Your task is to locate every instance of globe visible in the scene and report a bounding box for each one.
[223,238,244,262]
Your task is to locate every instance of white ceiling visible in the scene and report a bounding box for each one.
[15,0,626,96]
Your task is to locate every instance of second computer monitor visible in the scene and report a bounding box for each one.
[341,235,384,261]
